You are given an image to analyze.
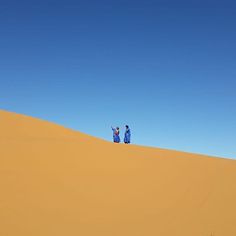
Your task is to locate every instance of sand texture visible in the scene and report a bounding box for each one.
[1,110,236,236]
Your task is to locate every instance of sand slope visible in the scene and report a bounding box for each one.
[0,110,236,236]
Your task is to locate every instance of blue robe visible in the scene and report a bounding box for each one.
[124,128,131,143]
[112,128,120,143]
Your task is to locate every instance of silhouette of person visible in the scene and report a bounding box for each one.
[124,125,131,144]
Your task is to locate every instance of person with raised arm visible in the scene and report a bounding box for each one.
[111,126,120,143]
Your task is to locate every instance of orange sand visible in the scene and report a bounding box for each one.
[0,110,236,236]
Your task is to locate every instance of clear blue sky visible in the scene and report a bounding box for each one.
[0,0,235,158]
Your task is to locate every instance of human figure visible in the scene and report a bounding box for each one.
[111,126,120,143]
[124,125,131,144]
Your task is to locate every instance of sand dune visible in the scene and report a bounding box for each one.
[0,110,236,236]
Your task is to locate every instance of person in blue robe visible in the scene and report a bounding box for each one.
[124,125,131,144]
[111,126,120,143]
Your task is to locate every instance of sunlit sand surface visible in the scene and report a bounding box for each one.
[1,110,236,236]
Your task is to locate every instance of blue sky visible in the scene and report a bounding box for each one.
[0,0,236,158]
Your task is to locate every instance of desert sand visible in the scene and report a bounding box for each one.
[0,110,236,236]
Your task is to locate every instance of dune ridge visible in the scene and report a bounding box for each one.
[0,110,236,236]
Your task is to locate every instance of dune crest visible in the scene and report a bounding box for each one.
[0,110,236,236]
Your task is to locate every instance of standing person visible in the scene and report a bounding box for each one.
[111,126,120,143]
[124,125,131,144]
